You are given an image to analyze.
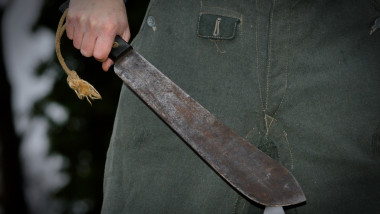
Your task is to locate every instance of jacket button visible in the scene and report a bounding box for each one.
[147,16,156,27]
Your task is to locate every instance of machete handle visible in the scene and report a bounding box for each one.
[59,0,133,62]
[109,36,133,61]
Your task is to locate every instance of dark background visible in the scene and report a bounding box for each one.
[0,0,149,213]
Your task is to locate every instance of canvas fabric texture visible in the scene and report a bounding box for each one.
[102,0,380,213]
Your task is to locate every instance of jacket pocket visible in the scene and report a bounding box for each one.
[197,13,240,40]
[197,4,241,40]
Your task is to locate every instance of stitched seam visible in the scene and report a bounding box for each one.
[232,196,241,214]
[255,0,265,111]
[239,200,247,213]
[245,127,256,139]
[283,130,294,170]
[265,0,276,111]
[211,40,226,53]
[238,14,244,37]
[273,1,292,117]
[197,13,202,38]
[264,114,276,135]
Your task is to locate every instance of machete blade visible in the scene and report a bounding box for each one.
[113,50,306,206]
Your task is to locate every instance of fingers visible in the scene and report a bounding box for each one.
[65,14,116,68]
[65,13,74,40]
[64,0,130,71]
[93,23,118,62]
[73,27,85,50]
[99,29,131,71]
[121,31,131,45]
[80,32,96,58]
[102,58,114,72]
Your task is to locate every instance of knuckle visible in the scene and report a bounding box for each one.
[93,51,107,61]
[73,38,80,49]
[102,20,117,34]
[89,17,98,29]
[79,14,88,26]
[67,11,84,24]
[73,41,81,50]
[81,49,91,57]
[66,12,75,23]
[80,44,92,57]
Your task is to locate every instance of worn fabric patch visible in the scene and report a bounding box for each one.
[197,14,240,40]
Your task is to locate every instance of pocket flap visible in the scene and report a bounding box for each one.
[197,14,240,40]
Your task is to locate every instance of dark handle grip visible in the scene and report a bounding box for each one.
[59,0,133,61]
[109,36,133,61]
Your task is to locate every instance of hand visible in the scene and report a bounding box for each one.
[65,0,130,71]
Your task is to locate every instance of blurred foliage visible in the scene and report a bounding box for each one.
[0,3,29,213]
[32,0,150,213]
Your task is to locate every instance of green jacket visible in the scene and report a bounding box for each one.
[102,0,380,213]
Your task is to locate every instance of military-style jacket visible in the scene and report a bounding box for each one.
[102,0,380,213]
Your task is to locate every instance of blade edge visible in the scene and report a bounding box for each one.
[114,50,306,206]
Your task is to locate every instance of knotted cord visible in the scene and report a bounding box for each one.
[56,9,101,105]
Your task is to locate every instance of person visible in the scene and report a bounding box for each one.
[65,0,380,213]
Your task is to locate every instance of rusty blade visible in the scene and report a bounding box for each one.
[114,50,306,206]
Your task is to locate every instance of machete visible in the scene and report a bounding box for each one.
[59,1,306,207]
